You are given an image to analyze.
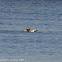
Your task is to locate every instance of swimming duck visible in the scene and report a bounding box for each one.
[24,28,38,32]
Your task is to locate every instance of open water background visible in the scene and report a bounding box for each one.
[0,0,62,62]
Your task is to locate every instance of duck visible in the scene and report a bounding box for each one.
[24,28,38,32]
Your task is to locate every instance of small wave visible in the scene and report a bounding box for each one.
[0,22,4,25]
[0,30,23,34]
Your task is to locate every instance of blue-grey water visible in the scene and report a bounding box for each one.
[0,0,62,62]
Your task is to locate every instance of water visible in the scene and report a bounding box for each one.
[0,0,62,62]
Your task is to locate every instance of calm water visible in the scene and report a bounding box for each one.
[0,0,62,62]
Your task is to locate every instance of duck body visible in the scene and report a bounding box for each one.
[24,28,38,32]
[30,30,37,32]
